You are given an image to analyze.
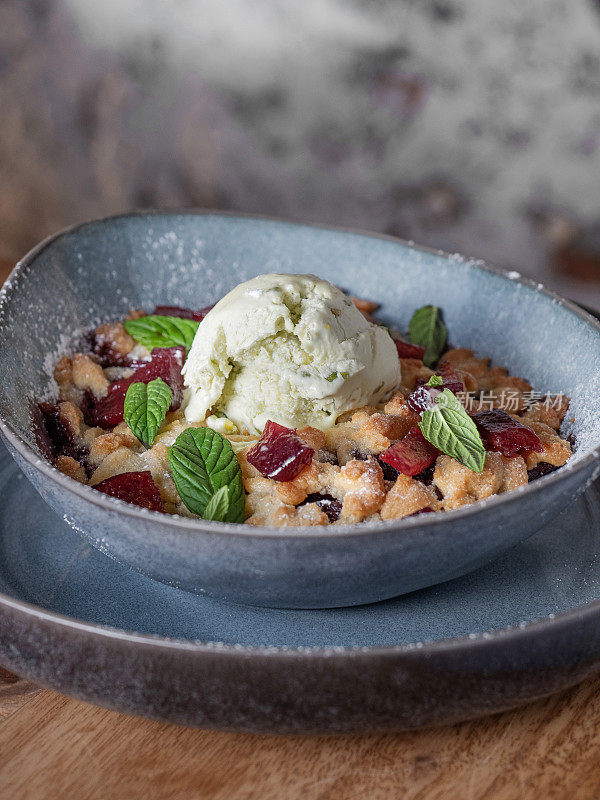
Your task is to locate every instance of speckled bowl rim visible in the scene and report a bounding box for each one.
[1,209,600,542]
[2,558,600,658]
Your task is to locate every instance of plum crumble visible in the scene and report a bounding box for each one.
[34,296,573,526]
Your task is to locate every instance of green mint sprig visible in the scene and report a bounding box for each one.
[168,427,245,523]
[419,389,486,473]
[124,315,199,354]
[426,375,444,387]
[124,378,172,448]
[202,485,231,521]
[409,305,447,368]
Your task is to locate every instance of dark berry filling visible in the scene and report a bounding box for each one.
[350,448,369,461]
[90,334,132,368]
[33,401,91,476]
[300,492,343,522]
[377,455,400,482]
[408,506,434,517]
[527,462,559,482]
[414,464,435,485]
[34,402,71,460]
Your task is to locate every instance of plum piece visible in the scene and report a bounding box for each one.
[527,462,560,482]
[408,363,464,414]
[407,384,440,414]
[246,420,314,482]
[435,361,464,394]
[93,471,165,512]
[379,427,439,477]
[153,304,214,322]
[125,346,185,408]
[301,492,343,522]
[472,409,542,458]
[84,346,185,429]
[394,340,426,360]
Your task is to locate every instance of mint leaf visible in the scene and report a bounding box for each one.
[419,389,486,473]
[426,375,444,387]
[124,378,172,448]
[124,315,199,354]
[409,305,447,367]
[168,427,245,522]
[202,485,230,521]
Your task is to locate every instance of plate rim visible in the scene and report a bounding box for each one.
[2,578,600,658]
[1,209,599,539]
[1,489,600,659]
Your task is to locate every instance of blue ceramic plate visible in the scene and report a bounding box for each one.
[1,438,600,733]
[1,212,600,608]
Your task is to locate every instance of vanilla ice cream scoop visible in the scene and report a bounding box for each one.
[182,274,401,434]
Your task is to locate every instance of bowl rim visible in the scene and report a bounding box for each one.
[1,553,600,658]
[1,208,600,541]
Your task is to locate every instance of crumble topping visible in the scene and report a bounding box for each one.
[434,452,528,510]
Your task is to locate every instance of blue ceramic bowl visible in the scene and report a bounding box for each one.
[1,211,600,609]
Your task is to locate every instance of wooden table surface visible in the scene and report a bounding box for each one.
[2,669,600,799]
[1,259,600,799]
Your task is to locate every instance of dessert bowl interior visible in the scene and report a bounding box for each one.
[1,211,600,608]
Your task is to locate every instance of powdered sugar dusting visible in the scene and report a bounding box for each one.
[40,327,87,401]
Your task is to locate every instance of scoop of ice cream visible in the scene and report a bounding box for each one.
[182,273,401,434]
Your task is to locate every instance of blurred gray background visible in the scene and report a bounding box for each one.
[3,0,600,305]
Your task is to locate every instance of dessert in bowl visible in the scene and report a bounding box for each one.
[0,212,599,608]
[34,273,572,527]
